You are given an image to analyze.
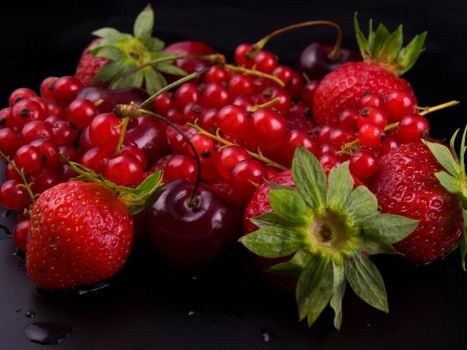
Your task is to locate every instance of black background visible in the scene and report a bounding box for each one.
[0,0,466,349]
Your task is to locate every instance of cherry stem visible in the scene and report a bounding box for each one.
[115,117,129,154]
[224,64,285,87]
[139,68,209,109]
[109,54,225,90]
[338,100,460,155]
[0,150,35,204]
[248,97,281,113]
[252,20,343,61]
[114,104,202,206]
[187,122,287,170]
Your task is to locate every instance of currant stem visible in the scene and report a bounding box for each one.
[252,20,343,61]
[115,117,129,154]
[418,100,460,116]
[0,151,35,204]
[139,68,209,109]
[224,64,285,87]
[187,122,287,170]
[248,97,281,113]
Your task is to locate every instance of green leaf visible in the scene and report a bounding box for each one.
[449,128,460,156]
[267,181,293,191]
[326,162,354,211]
[143,69,166,95]
[250,212,293,229]
[460,125,466,171]
[112,69,145,90]
[397,31,427,75]
[239,227,306,258]
[119,171,163,214]
[94,46,123,61]
[296,255,333,327]
[142,37,165,51]
[92,27,125,40]
[343,186,379,224]
[435,171,461,194]
[363,213,419,244]
[268,250,312,277]
[92,61,126,84]
[361,241,399,255]
[330,262,346,330]
[292,147,327,211]
[133,4,155,39]
[344,254,388,313]
[424,140,460,176]
[269,189,311,226]
[461,209,467,271]
[353,13,368,56]
[156,63,188,76]
[371,23,390,53]
[381,25,403,64]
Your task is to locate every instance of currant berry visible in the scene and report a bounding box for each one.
[384,90,416,122]
[121,145,147,170]
[229,159,266,199]
[166,125,197,155]
[202,83,231,109]
[0,128,22,156]
[319,153,340,173]
[14,145,42,173]
[216,146,249,180]
[164,154,197,183]
[318,143,340,157]
[0,179,30,210]
[47,103,65,119]
[50,76,84,106]
[174,82,200,108]
[328,127,355,147]
[40,77,58,102]
[199,108,218,131]
[228,74,254,97]
[317,125,333,144]
[89,113,122,151]
[188,133,214,158]
[250,109,286,146]
[30,169,60,194]
[259,86,291,115]
[273,65,305,100]
[254,50,278,74]
[51,120,78,146]
[183,103,204,124]
[30,139,60,169]
[4,164,21,181]
[358,123,383,149]
[79,126,94,152]
[29,97,50,115]
[359,94,383,109]
[397,114,430,143]
[21,121,53,143]
[380,136,399,154]
[205,66,231,84]
[357,107,387,129]
[80,147,111,174]
[153,92,173,115]
[234,43,254,67]
[301,80,320,108]
[9,88,36,107]
[284,129,318,163]
[338,109,359,131]
[58,145,82,162]
[105,153,144,186]
[13,220,29,252]
[350,149,379,180]
[217,105,248,140]
[11,99,46,127]
[166,108,185,124]
[66,99,99,129]
[232,96,254,110]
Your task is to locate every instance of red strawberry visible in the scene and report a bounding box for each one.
[75,39,109,87]
[313,16,426,126]
[369,142,464,264]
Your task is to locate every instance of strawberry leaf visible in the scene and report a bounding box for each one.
[326,162,354,211]
[250,212,295,229]
[92,61,126,84]
[92,27,127,40]
[156,62,188,76]
[397,31,428,75]
[296,255,333,327]
[133,4,154,39]
[424,140,460,176]
[361,241,399,255]
[292,147,327,211]
[344,254,388,313]
[330,262,346,330]
[344,185,379,224]
[362,213,419,244]
[239,227,306,258]
[269,189,311,227]
[268,250,312,277]
[461,209,467,271]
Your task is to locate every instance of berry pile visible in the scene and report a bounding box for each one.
[0,6,466,331]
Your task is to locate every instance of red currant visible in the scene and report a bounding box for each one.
[166,108,185,124]
[21,121,53,143]
[9,88,36,107]
[50,76,84,106]
[259,87,291,115]
[358,107,387,129]
[232,96,254,110]
[0,128,22,156]
[89,113,122,151]
[0,179,30,210]
[30,169,60,194]
[58,145,82,162]
[153,92,173,115]
[229,159,266,200]
[273,65,304,100]
[301,80,320,108]
[397,114,430,143]
[121,145,147,170]
[216,146,249,180]
[51,120,78,146]
[205,65,231,84]
[254,51,278,74]
[250,109,286,146]
[234,43,254,67]
[14,145,42,173]
[11,99,46,127]
[217,105,248,140]
[164,154,198,183]
[380,136,399,154]
[328,127,355,147]
[13,220,29,252]
[199,108,218,131]
[284,129,318,163]
[228,74,254,97]
[80,147,110,174]
[358,123,383,149]
[30,139,60,169]
[105,153,144,186]
[202,83,231,109]
[338,109,359,131]
[174,83,200,108]
[359,94,383,109]
[79,126,94,152]
[384,90,416,122]
[66,99,99,130]
[40,77,58,102]
[350,149,379,179]
[187,133,214,158]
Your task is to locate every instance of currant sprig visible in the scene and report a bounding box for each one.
[0,150,36,205]
[240,147,419,329]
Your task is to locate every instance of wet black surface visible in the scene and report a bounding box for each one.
[0,0,466,349]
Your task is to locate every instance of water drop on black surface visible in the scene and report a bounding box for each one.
[24,322,72,345]
[25,310,36,318]
[260,327,279,343]
[187,310,201,317]
[36,282,111,298]
[16,308,22,313]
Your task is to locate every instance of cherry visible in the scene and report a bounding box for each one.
[250,109,286,147]
[338,109,359,131]
[153,92,173,115]
[21,121,53,143]
[147,179,241,268]
[14,145,42,173]
[216,146,249,180]
[350,149,379,180]
[254,50,278,74]
[359,94,383,109]
[0,128,22,156]
[80,148,110,174]
[384,90,416,122]
[217,105,248,140]
[50,76,84,106]
[174,82,200,108]
[397,115,430,143]
[51,120,78,146]
[229,159,266,202]
[357,107,387,129]
[104,153,144,186]
[298,42,360,80]
[0,179,30,210]
[66,99,99,130]
[205,65,231,84]
[9,88,37,107]
[13,220,29,252]
[89,113,122,151]
[234,43,254,67]
[163,40,216,74]
[76,87,149,113]
[301,80,320,108]
[358,123,383,149]
[202,83,231,108]
[228,74,254,97]
[164,155,197,183]
[40,77,58,102]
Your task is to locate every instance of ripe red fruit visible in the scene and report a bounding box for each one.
[358,123,383,149]
[357,107,387,129]
[349,149,379,179]
[66,99,99,130]
[11,99,46,127]
[163,40,216,74]
[40,77,58,102]
[384,90,416,122]
[75,39,110,87]
[234,43,254,67]
[283,129,318,164]
[105,153,144,186]
[50,76,84,106]
[250,109,286,147]
[301,80,320,108]
[253,50,278,74]
[164,155,198,183]
[202,83,231,108]
[21,121,53,143]
[89,113,122,151]
[228,74,254,97]
[26,181,134,290]
[369,143,463,263]
[216,146,249,180]
[0,179,30,210]
[229,159,266,204]
[80,147,111,174]
[0,128,22,156]
[217,105,248,140]
[397,114,430,143]
[9,88,37,107]
[14,145,42,173]
[13,220,29,252]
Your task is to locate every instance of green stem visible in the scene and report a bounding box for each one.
[115,117,129,154]
[224,64,285,87]
[0,151,35,204]
[418,100,460,116]
[248,97,281,113]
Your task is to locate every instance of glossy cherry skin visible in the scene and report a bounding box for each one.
[124,116,170,165]
[297,42,360,80]
[164,40,216,74]
[76,87,149,113]
[146,180,242,269]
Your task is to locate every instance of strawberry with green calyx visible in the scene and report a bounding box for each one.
[75,5,187,93]
[27,161,163,291]
[240,147,418,329]
[423,125,467,269]
[313,14,427,126]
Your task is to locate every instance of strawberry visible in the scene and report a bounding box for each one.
[75,39,109,87]
[73,5,186,94]
[26,163,163,291]
[369,142,464,264]
[313,15,426,126]
[240,148,418,329]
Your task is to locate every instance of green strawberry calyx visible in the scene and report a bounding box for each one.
[239,147,419,330]
[89,5,187,94]
[64,159,163,215]
[424,125,467,270]
[353,13,427,75]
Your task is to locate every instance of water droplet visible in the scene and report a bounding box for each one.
[16,308,22,313]
[25,311,36,318]
[191,275,200,281]
[24,322,72,345]
[260,327,279,343]
[187,310,201,317]
[37,282,110,298]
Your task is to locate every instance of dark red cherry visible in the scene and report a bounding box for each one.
[164,41,216,74]
[146,180,242,268]
[76,87,149,113]
[298,42,360,80]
